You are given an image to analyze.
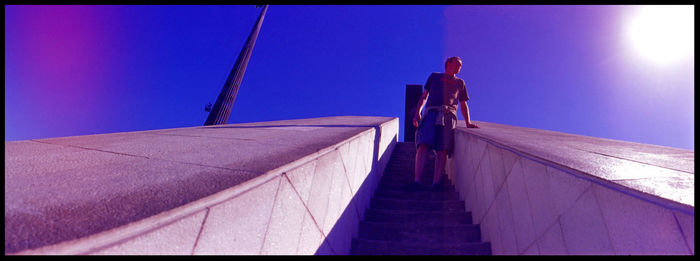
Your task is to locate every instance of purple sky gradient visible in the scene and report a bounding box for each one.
[443,5,693,150]
[4,5,694,150]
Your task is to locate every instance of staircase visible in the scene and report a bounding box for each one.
[351,142,492,255]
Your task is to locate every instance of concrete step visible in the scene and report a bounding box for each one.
[388,155,425,161]
[372,189,461,201]
[387,155,422,161]
[385,163,426,170]
[388,151,417,157]
[385,165,418,171]
[383,166,442,175]
[388,146,416,153]
[381,170,442,178]
[364,208,472,225]
[351,239,492,255]
[369,198,465,212]
[387,153,415,158]
[351,142,491,255]
[377,181,456,193]
[379,174,449,184]
[386,153,426,161]
[388,159,416,163]
[358,221,481,243]
[379,178,442,187]
[385,161,433,169]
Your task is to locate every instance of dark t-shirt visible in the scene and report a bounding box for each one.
[424,72,469,110]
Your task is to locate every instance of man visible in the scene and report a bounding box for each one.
[410,56,479,191]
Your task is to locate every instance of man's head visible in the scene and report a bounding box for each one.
[445,56,462,75]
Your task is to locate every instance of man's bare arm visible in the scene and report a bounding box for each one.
[412,89,429,127]
[460,100,479,128]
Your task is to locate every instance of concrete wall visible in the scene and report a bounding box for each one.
[7,116,398,255]
[446,121,694,255]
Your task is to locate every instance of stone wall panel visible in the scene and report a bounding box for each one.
[193,176,281,254]
[449,121,693,255]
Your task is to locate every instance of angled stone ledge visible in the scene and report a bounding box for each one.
[5,116,398,255]
[447,120,694,255]
[458,121,693,211]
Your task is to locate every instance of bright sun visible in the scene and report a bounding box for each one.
[625,5,694,65]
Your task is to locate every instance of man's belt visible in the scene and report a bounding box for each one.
[424,105,457,126]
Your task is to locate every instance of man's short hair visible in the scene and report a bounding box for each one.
[445,56,462,68]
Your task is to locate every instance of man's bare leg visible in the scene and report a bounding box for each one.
[415,143,431,183]
[433,150,448,185]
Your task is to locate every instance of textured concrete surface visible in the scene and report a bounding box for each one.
[4,116,395,254]
[448,120,694,255]
[460,121,694,209]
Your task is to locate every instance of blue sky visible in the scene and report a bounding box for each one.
[4,5,694,150]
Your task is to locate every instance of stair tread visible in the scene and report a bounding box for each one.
[378,177,450,183]
[351,142,490,255]
[361,220,479,228]
[352,238,491,250]
[366,208,470,215]
[358,221,482,243]
[371,197,463,204]
[372,190,460,201]
[370,199,465,212]
[377,183,457,193]
[351,239,492,255]
[364,209,472,224]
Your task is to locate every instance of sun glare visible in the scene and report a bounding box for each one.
[625,5,694,65]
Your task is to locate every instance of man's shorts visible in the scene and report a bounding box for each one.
[415,110,457,156]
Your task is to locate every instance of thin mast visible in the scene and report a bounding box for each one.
[204,5,268,126]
